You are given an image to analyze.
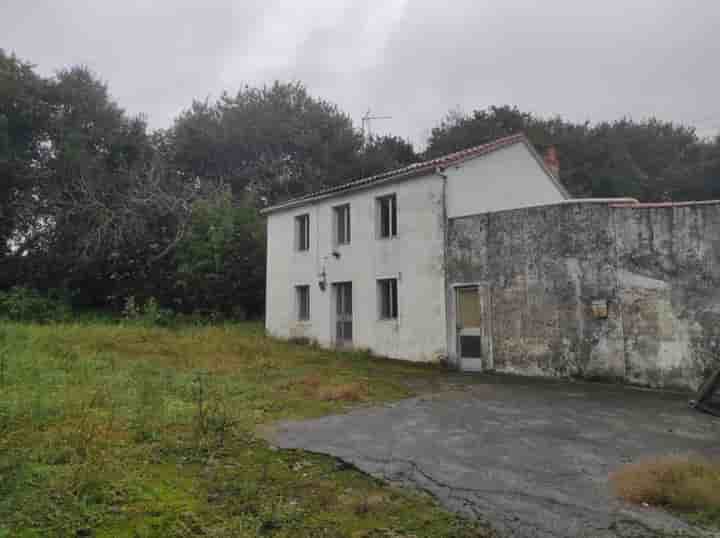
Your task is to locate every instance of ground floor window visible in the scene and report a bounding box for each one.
[296,285,310,321]
[377,278,398,319]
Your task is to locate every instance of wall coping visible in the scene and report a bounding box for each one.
[450,197,720,221]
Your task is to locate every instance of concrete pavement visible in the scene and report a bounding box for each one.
[268,376,720,537]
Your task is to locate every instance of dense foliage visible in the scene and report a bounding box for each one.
[1,50,719,318]
[427,105,720,200]
[0,50,417,317]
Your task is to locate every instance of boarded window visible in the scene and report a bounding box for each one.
[378,278,398,319]
[334,204,351,245]
[457,287,481,328]
[295,214,310,251]
[296,285,310,321]
[377,194,397,238]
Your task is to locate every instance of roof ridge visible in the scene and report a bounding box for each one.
[261,133,528,214]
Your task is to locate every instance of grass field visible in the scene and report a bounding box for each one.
[0,321,494,537]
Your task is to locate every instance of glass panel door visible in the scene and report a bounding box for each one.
[334,282,352,347]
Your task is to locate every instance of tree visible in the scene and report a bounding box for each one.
[168,82,364,206]
[171,191,266,318]
[0,50,53,266]
[0,58,198,307]
[426,105,716,201]
[352,135,418,179]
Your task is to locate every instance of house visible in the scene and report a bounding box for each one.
[261,134,569,365]
[263,133,720,390]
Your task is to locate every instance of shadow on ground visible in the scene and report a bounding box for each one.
[266,375,720,538]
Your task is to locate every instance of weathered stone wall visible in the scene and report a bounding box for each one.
[447,202,720,390]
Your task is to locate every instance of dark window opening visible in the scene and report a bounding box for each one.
[295,214,310,251]
[378,278,398,319]
[377,194,397,238]
[296,285,310,320]
[334,204,351,245]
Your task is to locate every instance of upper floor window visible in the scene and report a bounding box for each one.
[376,194,397,239]
[334,204,351,245]
[378,278,398,319]
[295,214,310,251]
[296,285,310,321]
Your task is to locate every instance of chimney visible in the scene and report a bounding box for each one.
[543,146,560,178]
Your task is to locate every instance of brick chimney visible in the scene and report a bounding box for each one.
[543,146,560,178]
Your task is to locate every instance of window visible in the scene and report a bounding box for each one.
[377,278,398,319]
[296,285,310,321]
[333,204,351,245]
[377,194,397,238]
[295,214,310,251]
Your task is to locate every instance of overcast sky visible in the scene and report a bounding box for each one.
[3,0,719,146]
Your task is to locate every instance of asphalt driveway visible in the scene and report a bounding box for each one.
[268,375,720,537]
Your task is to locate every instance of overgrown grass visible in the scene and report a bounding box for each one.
[611,455,720,528]
[0,321,493,537]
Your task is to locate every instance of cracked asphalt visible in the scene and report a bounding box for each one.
[268,375,720,537]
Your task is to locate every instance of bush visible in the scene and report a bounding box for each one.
[172,194,265,319]
[122,296,175,326]
[0,287,71,323]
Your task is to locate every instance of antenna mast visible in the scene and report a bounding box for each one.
[361,108,392,143]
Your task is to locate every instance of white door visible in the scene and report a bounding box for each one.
[456,286,483,371]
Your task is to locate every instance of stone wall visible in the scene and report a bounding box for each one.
[447,202,720,390]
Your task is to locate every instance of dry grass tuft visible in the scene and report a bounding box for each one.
[317,382,367,402]
[298,374,324,388]
[352,493,388,515]
[610,455,720,513]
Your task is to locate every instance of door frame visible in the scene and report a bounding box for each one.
[450,282,493,371]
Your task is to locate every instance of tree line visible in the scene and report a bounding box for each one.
[1,49,719,318]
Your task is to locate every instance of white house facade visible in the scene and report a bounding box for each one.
[262,134,569,363]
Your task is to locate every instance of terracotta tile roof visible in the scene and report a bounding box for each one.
[261,133,557,214]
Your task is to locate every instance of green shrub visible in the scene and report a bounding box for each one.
[0,287,71,323]
[123,296,175,326]
[142,297,175,326]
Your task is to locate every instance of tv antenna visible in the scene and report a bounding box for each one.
[361,109,392,141]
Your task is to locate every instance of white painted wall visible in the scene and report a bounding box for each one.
[445,142,566,219]
[265,173,448,361]
[265,140,568,362]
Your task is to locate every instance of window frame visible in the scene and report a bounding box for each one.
[377,278,399,320]
[376,194,397,239]
[333,203,351,246]
[295,213,310,251]
[295,285,310,321]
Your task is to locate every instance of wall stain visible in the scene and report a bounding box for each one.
[448,203,720,391]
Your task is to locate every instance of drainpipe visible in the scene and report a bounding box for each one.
[435,166,455,369]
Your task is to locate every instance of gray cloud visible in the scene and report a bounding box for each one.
[2,0,719,144]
